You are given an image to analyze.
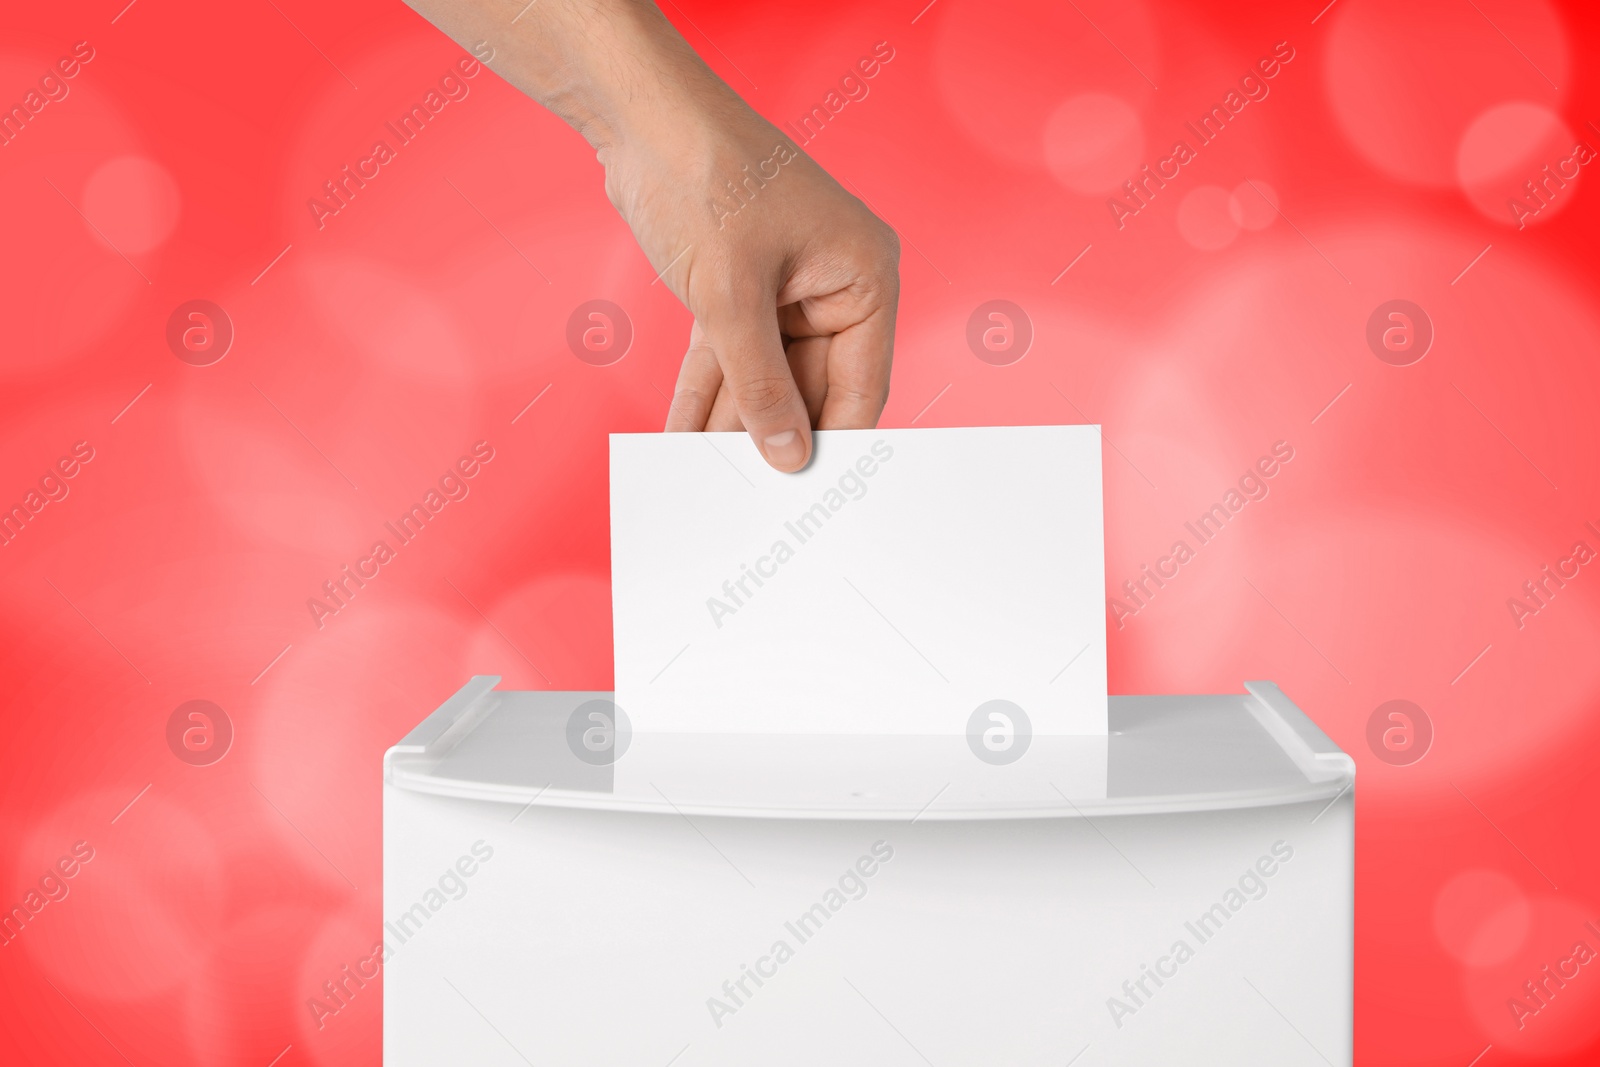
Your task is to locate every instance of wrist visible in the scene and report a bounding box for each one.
[534,2,735,155]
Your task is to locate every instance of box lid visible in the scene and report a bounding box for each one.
[383,678,1352,821]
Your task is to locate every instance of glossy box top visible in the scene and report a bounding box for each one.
[384,678,1353,821]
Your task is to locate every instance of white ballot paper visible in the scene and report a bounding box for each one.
[610,425,1107,735]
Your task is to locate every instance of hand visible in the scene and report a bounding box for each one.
[400,0,899,472]
[604,105,900,472]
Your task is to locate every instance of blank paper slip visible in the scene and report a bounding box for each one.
[610,426,1108,736]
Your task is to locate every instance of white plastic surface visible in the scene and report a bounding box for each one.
[383,679,1355,1065]
[385,679,1352,819]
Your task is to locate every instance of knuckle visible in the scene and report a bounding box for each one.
[876,221,901,263]
[732,374,797,417]
[673,384,715,411]
[844,223,901,293]
[834,381,890,420]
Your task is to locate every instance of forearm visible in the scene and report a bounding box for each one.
[400,0,742,159]
[405,0,900,461]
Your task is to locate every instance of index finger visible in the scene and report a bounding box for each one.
[817,303,896,429]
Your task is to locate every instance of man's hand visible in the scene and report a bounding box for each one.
[610,110,899,471]
[402,0,900,472]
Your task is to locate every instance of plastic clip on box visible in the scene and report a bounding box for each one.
[383,677,1353,1066]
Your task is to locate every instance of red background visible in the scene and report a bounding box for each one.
[2,0,1599,1063]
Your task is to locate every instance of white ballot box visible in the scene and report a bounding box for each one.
[383,678,1353,1066]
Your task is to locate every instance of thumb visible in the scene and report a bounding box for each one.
[697,290,813,472]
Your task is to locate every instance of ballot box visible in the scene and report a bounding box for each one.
[383,677,1353,1066]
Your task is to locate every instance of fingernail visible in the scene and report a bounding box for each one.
[762,429,806,470]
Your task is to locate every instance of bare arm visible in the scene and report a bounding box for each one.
[403,0,900,472]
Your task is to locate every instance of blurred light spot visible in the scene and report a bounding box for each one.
[184,906,323,1065]
[254,600,470,878]
[1323,0,1568,186]
[1176,185,1238,250]
[175,391,369,557]
[299,256,475,389]
[1042,93,1144,194]
[82,155,181,255]
[1228,180,1279,230]
[21,790,222,1000]
[1434,868,1531,966]
[1456,101,1576,227]
[1462,895,1600,1055]
[933,0,1158,169]
[296,906,383,1066]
